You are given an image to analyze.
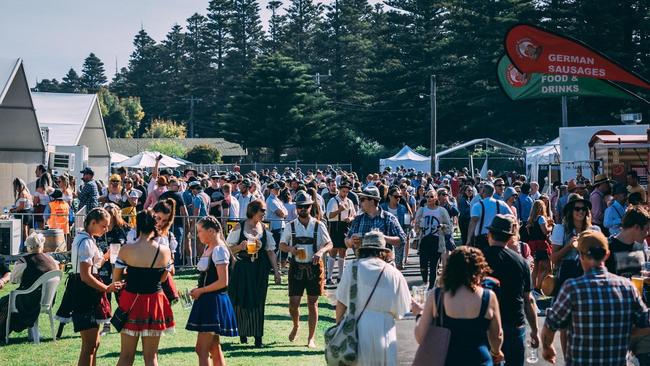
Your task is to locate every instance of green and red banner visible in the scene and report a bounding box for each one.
[504,24,650,89]
[497,54,640,101]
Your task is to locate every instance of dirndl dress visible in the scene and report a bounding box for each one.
[118,278,175,336]
[187,246,238,336]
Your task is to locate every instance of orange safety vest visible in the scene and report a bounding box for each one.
[48,200,70,234]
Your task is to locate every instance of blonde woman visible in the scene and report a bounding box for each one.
[10,178,33,241]
[414,189,452,289]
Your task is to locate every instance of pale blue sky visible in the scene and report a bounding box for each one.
[0,0,278,85]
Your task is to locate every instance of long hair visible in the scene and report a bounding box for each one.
[198,215,225,244]
[153,198,176,234]
[103,203,127,229]
[12,178,29,200]
[136,210,159,238]
[526,200,547,229]
[562,194,592,235]
[84,207,110,231]
[307,187,323,221]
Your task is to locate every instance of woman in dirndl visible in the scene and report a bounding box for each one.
[113,211,175,366]
[227,199,281,348]
[187,216,238,366]
[67,208,123,366]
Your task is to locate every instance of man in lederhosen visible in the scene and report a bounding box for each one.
[279,190,333,348]
[325,180,356,285]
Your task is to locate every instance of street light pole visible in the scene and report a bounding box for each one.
[430,75,437,173]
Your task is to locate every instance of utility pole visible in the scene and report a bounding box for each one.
[561,96,568,128]
[184,96,203,138]
[309,70,332,92]
[430,75,437,173]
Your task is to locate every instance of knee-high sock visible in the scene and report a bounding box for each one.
[337,257,345,278]
[327,255,335,280]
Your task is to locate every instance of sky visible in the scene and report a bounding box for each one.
[0,0,278,86]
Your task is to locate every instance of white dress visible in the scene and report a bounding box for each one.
[336,257,411,366]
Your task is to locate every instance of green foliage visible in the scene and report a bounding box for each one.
[143,119,187,138]
[98,88,144,138]
[61,68,82,93]
[32,79,61,92]
[223,53,334,160]
[80,53,107,93]
[186,144,222,163]
[147,140,188,158]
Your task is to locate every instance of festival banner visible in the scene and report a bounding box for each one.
[504,24,650,89]
[497,54,639,101]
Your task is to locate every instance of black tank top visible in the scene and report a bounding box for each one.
[125,245,165,294]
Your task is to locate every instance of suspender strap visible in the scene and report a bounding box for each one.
[313,222,319,253]
[291,221,296,246]
[496,200,501,215]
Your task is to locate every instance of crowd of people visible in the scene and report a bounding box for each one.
[2,158,650,366]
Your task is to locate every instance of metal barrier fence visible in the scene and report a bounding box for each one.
[185,163,353,174]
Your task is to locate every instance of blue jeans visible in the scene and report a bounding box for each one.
[502,325,526,366]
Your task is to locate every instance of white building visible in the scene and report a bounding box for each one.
[0,58,46,208]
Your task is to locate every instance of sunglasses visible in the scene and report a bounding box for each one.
[392,195,401,199]
[573,206,589,212]
[258,208,267,213]
[495,184,504,187]
[297,206,310,210]
[426,195,436,198]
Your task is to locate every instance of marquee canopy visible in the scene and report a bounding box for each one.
[380,145,430,172]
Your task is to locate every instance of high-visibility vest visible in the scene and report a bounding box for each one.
[48,200,70,234]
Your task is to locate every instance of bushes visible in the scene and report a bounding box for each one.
[185,144,221,164]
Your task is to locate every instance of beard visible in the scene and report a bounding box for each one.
[298,210,310,219]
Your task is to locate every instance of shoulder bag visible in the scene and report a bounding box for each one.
[324,261,385,366]
[412,287,451,366]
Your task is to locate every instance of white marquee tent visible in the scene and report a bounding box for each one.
[114,151,184,169]
[0,58,46,207]
[380,145,430,172]
[526,138,560,182]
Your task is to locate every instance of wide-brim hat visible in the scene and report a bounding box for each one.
[294,190,314,205]
[612,183,628,195]
[357,230,391,252]
[183,168,198,176]
[358,186,381,201]
[562,194,592,216]
[339,180,352,189]
[593,174,611,186]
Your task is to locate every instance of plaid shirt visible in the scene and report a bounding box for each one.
[346,207,406,246]
[545,267,650,366]
[79,179,99,211]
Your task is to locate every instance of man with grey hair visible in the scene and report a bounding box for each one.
[530,181,541,200]
[466,183,510,253]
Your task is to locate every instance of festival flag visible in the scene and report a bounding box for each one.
[497,54,640,101]
[504,24,650,89]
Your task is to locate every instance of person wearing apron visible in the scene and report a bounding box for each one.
[325,181,356,285]
[279,191,333,348]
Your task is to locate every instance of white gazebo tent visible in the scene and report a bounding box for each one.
[435,138,525,173]
[380,145,430,172]
[526,138,560,184]
[0,58,46,207]
[110,152,130,165]
[33,92,111,183]
[114,151,183,169]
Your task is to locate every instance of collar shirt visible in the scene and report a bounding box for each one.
[590,190,606,224]
[280,217,331,263]
[604,200,626,236]
[346,207,406,246]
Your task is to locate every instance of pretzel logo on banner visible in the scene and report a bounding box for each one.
[504,24,650,90]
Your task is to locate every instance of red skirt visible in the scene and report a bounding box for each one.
[118,289,175,337]
[528,239,551,256]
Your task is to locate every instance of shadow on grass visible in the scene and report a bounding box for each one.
[266,302,336,311]
[101,346,196,358]
[266,314,336,324]
[225,348,323,357]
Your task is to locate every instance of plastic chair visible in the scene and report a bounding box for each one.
[5,270,62,344]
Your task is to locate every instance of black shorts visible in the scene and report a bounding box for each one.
[534,250,550,261]
[72,312,103,333]
[329,221,348,249]
[288,262,324,297]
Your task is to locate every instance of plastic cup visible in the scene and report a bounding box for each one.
[181,289,193,309]
[632,276,644,295]
[109,243,121,264]
[296,247,307,261]
[404,213,411,225]
[526,348,539,363]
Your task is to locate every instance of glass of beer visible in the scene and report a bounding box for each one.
[296,247,307,261]
[632,276,644,295]
[109,243,121,264]
[247,240,257,255]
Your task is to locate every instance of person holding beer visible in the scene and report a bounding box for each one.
[279,191,333,348]
[325,180,356,285]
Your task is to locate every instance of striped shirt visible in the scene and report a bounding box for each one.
[545,267,650,366]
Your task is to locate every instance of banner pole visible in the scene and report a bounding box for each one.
[561,96,568,127]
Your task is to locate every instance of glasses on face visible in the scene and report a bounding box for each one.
[573,206,588,212]
[297,206,310,211]
[495,184,504,187]
[110,181,120,185]
[258,208,267,213]
[392,195,401,199]
[427,196,436,199]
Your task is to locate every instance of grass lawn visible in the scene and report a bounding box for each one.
[0,269,335,366]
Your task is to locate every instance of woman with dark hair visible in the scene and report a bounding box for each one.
[113,211,174,365]
[458,184,475,246]
[226,199,281,348]
[335,230,410,365]
[414,189,452,289]
[306,187,323,221]
[33,174,55,229]
[66,208,123,366]
[526,200,553,293]
[150,198,181,304]
[414,246,504,365]
[187,216,238,366]
[10,178,33,242]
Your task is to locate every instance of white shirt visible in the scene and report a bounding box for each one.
[226,226,276,250]
[326,195,356,222]
[280,217,331,263]
[470,197,511,235]
[238,194,254,219]
[71,232,102,274]
[227,197,240,220]
[265,194,287,231]
[197,245,230,272]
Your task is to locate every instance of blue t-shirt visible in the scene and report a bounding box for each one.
[470,197,511,235]
[516,194,534,223]
[192,195,208,217]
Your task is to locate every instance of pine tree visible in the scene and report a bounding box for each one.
[264,0,287,54]
[60,68,83,93]
[110,67,131,97]
[224,53,333,160]
[159,24,188,123]
[227,0,264,76]
[80,53,107,93]
[32,79,61,92]
[283,0,324,67]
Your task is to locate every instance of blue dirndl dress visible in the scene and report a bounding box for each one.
[186,248,238,336]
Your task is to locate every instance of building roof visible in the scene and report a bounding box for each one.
[32,92,110,157]
[591,134,648,144]
[0,58,45,152]
[108,138,247,157]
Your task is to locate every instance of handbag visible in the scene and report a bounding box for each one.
[111,293,139,332]
[324,262,386,366]
[412,288,451,366]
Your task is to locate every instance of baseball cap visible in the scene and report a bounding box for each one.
[577,231,609,260]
